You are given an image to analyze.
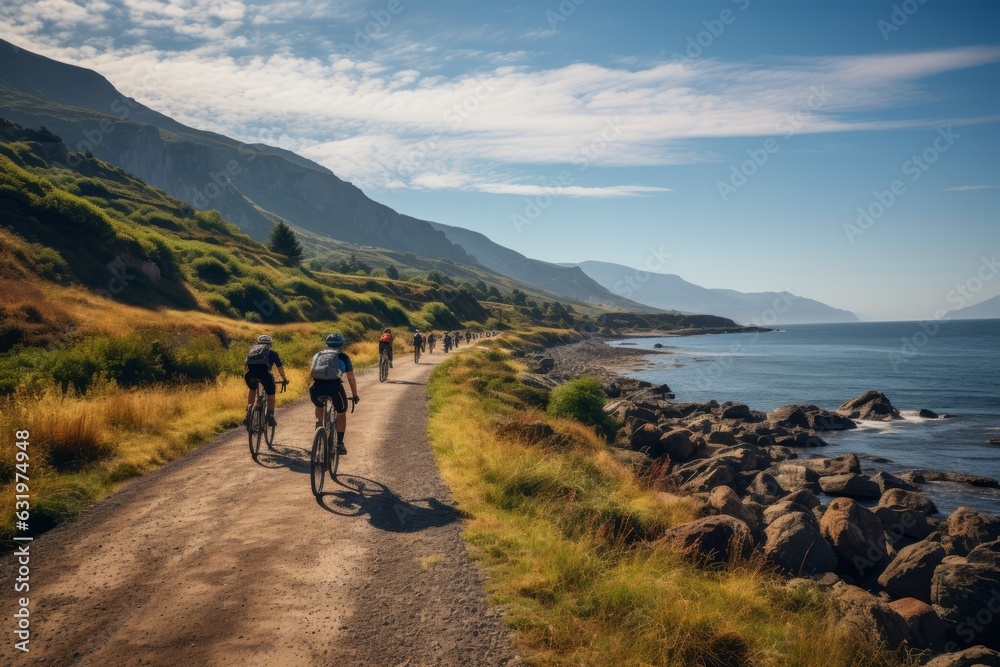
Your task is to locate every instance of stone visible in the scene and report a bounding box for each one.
[818,473,882,499]
[880,488,939,516]
[888,597,948,649]
[871,470,917,494]
[706,430,738,447]
[779,489,821,510]
[763,512,838,575]
[918,408,940,419]
[763,502,819,529]
[628,423,663,452]
[748,471,786,502]
[707,486,759,532]
[836,390,902,421]
[766,404,857,431]
[923,646,1000,667]
[798,454,862,476]
[931,561,1000,650]
[721,403,753,420]
[875,505,934,541]
[829,582,911,649]
[663,515,754,566]
[711,445,764,472]
[660,429,698,461]
[967,540,1000,568]
[682,462,736,493]
[820,497,892,582]
[877,540,946,602]
[944,507,1000,556]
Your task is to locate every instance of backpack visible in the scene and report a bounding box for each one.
[246,343,271,366]
[379,332,392,343]
[310,349,344,380]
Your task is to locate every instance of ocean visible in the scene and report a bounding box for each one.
[608,319,1000,516]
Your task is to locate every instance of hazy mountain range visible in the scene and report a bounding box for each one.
[0,38,859,322]
[950,295,1000,320]
[566,261,860,325]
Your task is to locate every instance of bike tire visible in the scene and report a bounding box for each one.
[310,427,327,496]
[249,406,263,460]
[379,355,389,382]
[264,417,275,448]
[327,429,340,479]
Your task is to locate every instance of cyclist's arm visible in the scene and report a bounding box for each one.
[345,370,358,399]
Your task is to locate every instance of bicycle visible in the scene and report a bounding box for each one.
[247,379,287,461]
[379,348,390,383]
[311,395,355,496]
[414,341,421,364]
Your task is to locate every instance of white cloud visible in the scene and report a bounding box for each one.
[945,184,1000,191]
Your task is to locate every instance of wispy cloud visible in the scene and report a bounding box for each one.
[945,184,1000,191]
[2,0,999,196]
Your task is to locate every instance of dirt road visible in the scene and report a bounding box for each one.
[1,350,521,666]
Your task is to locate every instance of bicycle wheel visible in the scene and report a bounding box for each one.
[327,429,340,479]
[310,427,327,496]
[379,354,389,382]
[249,406,263,460]
[414,346,420,364]
[264,414,275,449]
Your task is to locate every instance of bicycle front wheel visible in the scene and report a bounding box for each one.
[310,428,327,496]
[379,356,389,382]
[249,407,263,460]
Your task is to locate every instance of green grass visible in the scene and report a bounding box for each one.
[426,345,920,667]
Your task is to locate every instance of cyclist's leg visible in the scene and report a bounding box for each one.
[261,372,278,424]
[332,383,348,453]
[243,372,258,424]
[309,382,325,426]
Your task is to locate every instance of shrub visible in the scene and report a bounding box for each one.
[191,256,231,284]
[547,376,615,439]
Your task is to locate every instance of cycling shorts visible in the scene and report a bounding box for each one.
[310,379,348,413]
[244,368,276,395]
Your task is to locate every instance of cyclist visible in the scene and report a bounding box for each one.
[442,332,452,353]
[465,330,472,344]
[427,332,437,354]
[309,333,359,455]
[244,334,289,427]
[378,328,394,368]
[413,329,424,354]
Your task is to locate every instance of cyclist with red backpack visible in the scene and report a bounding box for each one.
[309,333,359,455]
[378,328,394,368]
[244,334,289,427]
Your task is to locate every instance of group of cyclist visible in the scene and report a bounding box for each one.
[243,327,496,456]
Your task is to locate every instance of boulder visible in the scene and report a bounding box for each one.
[622,404,658,425]
[923,647,1000,667]
[944,507,1000,556]
[932,560,1000,650]
[902,470,1000,489]
[706,430,739,447]
[748,471,786,502]
[820,497,892,581]
[769,463,820,493]
[628,423,664,452]
[874,505,934,542]
[918,408,940,419]
[780,489,822,511]
[888,597,948,649]
[721,403,753,420]
[880,488,938,516]
[764,446,796,462]
[663,515,754,566]
[829,582,911,649]
[818,473,882,499]
[871,470,917,494]
[877,540,946,602]
[763,512,838,575]
[797,454,862,477]
[767,404,857,431]
[707,486,759,532]
[763,501,819,529]
[967,540,1000,568]
[836,390,902,421]
[682,462,736,493]
[711,445,764,472]
[660,429,698,461]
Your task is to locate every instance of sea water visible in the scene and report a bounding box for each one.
[609,319,1000,515]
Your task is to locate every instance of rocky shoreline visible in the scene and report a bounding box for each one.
[522,339,1000,666]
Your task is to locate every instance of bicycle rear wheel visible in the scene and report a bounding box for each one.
[310,427,327,496]
[379,354,389,382]
[328,430,339,479]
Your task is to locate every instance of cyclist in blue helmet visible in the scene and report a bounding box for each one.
[308,333,359,455]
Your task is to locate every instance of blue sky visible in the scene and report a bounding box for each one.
[1,0,998,319]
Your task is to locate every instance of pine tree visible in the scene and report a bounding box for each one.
[268,221,303,264]
[386,264,399,280]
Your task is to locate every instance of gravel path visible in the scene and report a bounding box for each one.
[0,349,521,666]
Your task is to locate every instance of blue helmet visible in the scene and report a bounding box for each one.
[325,333,345,348]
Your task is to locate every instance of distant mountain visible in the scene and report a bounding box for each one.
[0,39,471,263]
[570,260,859,324]
[429,222,659,312]
[950,295,1000,320]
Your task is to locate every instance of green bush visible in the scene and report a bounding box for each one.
[192,256,231,284]
[547,376,615,440]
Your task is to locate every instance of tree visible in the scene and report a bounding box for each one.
[386,264,399,280]
[268,221,303,264]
